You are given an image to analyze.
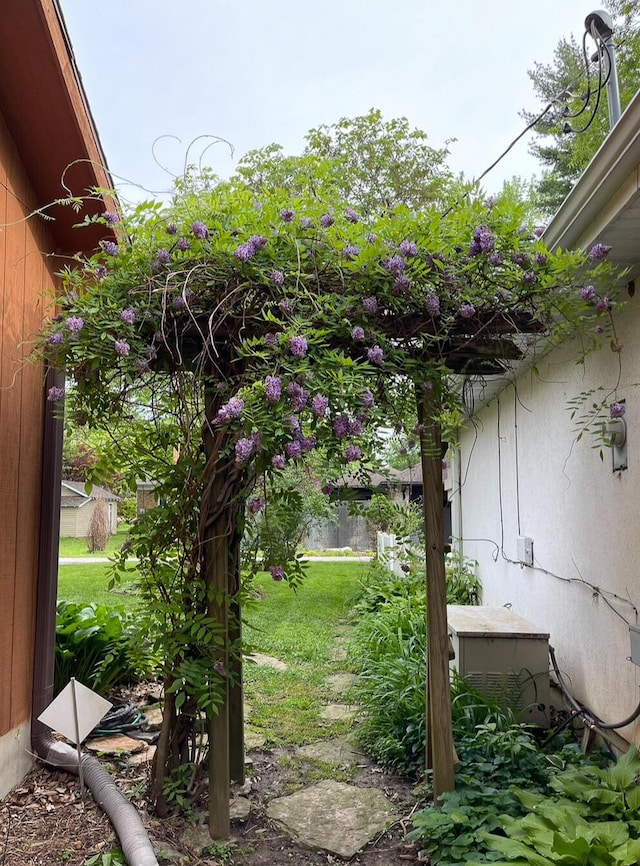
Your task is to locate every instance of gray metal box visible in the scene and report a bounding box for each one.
[447,605,550,726]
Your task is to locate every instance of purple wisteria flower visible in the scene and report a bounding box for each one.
[333,414,351,440]
[272,454,286,469]
[48,331,63,346]
[511,252,528,268]
[191,221,208,239]
[489,251,503,266]
[287,381,308,412]
[213,660,226,676]
[610,402,626,418]
[286,415,302,436]
[362,296,378,314]
[459,303,476,319]
[121,308,137,325]
[425,293,440,316]
[235,242,257,262]
[596,296,611,311]
[399,240,418,258]
[279,299,292,314]
[320,213,335,228]
[522,271,537,284]
[265,375,282,403]
[345,444,362,462]
[114,340,130,357]
[94,265,108,280]
[134,358,151,374]
[102,210,119,225]
[280,208,295,223]
[101,240,118,257]
[469,225,494,256]
[394,275,411,293]
[351,326,365,340]
[270,270,285,286]
[300,436,316,454]
[47,386,64,402]
[367,345,384,365]
[289,336,308,359]
[484,196,496,209]
[215,396,245,424]
[349,417,363,437]
[176,237,191,252]
[344,244,359,260]
[285,440,302,459]
[172,296,187,311]
[156,248,171,265]
[235,437,255,463]
[579,285,597,302]
[362,388,375,409]
[300,216,313,229]
[248,496,265,514]
[382,255,405,277]
[534,225,546,237]
[312,394,329,417]
[589,243,611,261]
[367,233,377,244]
[250,235,268,250]
[264,332,277,347]
[534,252,548,266]
[269,566,285,582]
[166,223,178,235]
[345,207,359,223]
[66,316,84,334]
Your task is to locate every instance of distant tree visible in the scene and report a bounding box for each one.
[234,109,454,216]
[525,1,640,214]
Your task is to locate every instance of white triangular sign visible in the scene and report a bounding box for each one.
[37,680,112,744]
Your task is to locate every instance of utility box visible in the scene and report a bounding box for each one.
[447,605,550,726]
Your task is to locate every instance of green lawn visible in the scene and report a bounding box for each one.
[56,559,370,745]
[58,524,130,559]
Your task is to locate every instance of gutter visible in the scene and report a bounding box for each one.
[32,368,159,866]
[544,87,640,252]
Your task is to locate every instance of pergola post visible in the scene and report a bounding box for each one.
[417,384,455,801]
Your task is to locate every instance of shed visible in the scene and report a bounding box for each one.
[0,0,113,798]
[60,480,120,538]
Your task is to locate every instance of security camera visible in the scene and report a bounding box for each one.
[585,10,614,39]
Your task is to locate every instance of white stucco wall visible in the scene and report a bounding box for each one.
[456,297,640,743]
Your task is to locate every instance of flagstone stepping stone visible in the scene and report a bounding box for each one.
[127,745,156,766]
[230,796,251,822]
[297,735,363,765]
[143,705,163,730]
[85,734,146,754]
[333,624,352,636]
[320,702,357,722]
[330,646,348,662]
[246,652,288,671]
[245,727,267,750]
[326,672,357,696]
[266,779,398,858]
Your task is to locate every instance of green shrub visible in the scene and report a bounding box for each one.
[55,601,156,696]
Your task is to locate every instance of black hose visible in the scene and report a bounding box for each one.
[549,645,640,731]
[91,704,147,736]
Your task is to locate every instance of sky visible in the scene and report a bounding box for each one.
[59,1,599,204]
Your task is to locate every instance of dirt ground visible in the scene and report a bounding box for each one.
[0,742,423,865]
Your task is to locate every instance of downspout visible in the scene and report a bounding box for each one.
[31,368,159,866]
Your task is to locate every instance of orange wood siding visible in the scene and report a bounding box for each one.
[0,103,57,737]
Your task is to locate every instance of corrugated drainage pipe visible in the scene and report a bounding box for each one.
[31,369,159,866]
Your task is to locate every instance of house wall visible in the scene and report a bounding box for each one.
[59,501,118,538]
[0,104,56,797]
[456,295,640,744]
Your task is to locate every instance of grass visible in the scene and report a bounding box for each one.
[58,563,140,608]
[56,557,370,747]
[58,524,131,559]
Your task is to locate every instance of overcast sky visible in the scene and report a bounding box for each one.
[60,1,599,203]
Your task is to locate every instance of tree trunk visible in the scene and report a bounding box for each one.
[416,384,455,801]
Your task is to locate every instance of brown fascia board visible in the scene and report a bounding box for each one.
[0,0,115,255]
[544,87,640,254]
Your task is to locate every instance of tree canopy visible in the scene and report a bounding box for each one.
[525,0,640,214]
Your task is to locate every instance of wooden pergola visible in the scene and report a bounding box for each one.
[187,306,545,837]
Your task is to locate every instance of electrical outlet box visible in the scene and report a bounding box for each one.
[517,536,534,567]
